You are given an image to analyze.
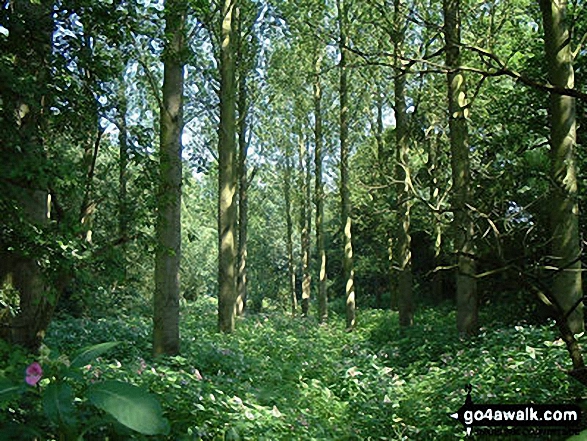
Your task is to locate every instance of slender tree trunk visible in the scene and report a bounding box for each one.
[427,134,443,300]
[443,0,478,336]
[153,0,185,356]
[338,0,356,330]
[374,91,397,311]
[118,79,129,278]
[78,27,102,245]
[236,58,249,317]
[373,87,389,310]
[394,0,414,327]
[284,141,297,316]
[299,133,312,317]
[218,0,239,333]
[539,0,583,334]
[79,125,102,244]
[2,0,54,351]
[314,51,328,323]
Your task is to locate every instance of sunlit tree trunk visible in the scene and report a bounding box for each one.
[153,0,185,356]
[394,0,414,327]
[539,0,583,334]
[284,141,297,316]
[443,0,478,336]
[299,132,312,317]
[1,0,54,351]
[218,0,239,333]
[338,0,356,330]
[314,50,328,323]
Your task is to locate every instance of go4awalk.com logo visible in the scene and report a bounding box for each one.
[450,385,583,437]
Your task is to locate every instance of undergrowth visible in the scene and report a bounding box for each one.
[2,298,585,440]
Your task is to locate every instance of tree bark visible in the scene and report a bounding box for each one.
[118,78,129,278]
[443,0,478,336]
[236,52,249,317]
[153,0,185,356]
[299,133,312,317]
[427,134,444,300]
[78,25,102,245]
[394,0,414,327]
[284,141,297,316]
[314,50,328,323]
[218,0,239,333]
[539,0,583,334]
[338,0,356,330]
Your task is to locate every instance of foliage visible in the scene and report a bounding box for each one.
[0,340,169,439]
[1,298,577,440]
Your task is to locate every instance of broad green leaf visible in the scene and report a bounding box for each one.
[42,383,77,429]
[88,380,169,435]
[0,377,22,403]
[71,342,120,368]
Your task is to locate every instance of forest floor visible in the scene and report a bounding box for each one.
[2,297,586,440]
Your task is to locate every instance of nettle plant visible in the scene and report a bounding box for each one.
[0,342,169,440]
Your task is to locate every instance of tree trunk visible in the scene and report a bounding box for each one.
[218,0,239,333]
[299,133,312,317]
[427,134,443,300]
[153,0,185,356]
[314,50,328,323]
[284,141,297,316]
[236,57,249,317]
[1,0,55,351]
[78,26,102,245]
[394,0,414,327]
[539,0,583,334]
[443,0,478,336]
[118,78,129,278]
[338,0,356,330]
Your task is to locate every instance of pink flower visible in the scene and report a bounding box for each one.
[25,362,43,386]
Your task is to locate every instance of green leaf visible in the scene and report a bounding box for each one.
[71,342,120,369]
[0,377,22,403]
[88,380,169,435]
[42,382,77,429]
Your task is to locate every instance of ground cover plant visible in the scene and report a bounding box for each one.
[3,0,587,440]
[1,297,585,440]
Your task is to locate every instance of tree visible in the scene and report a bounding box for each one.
[443,0,478,336]
[153,0,186,356]
[539,0,583,334]
[393,0,414,327]
[284,139,297,316]
[298,128,312,317]
[338,0,356,330]
[117,75,129,278]
[236,1,261,317]
[218,0,239,333]
[314,48,328,323]
[0,0,55,351]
